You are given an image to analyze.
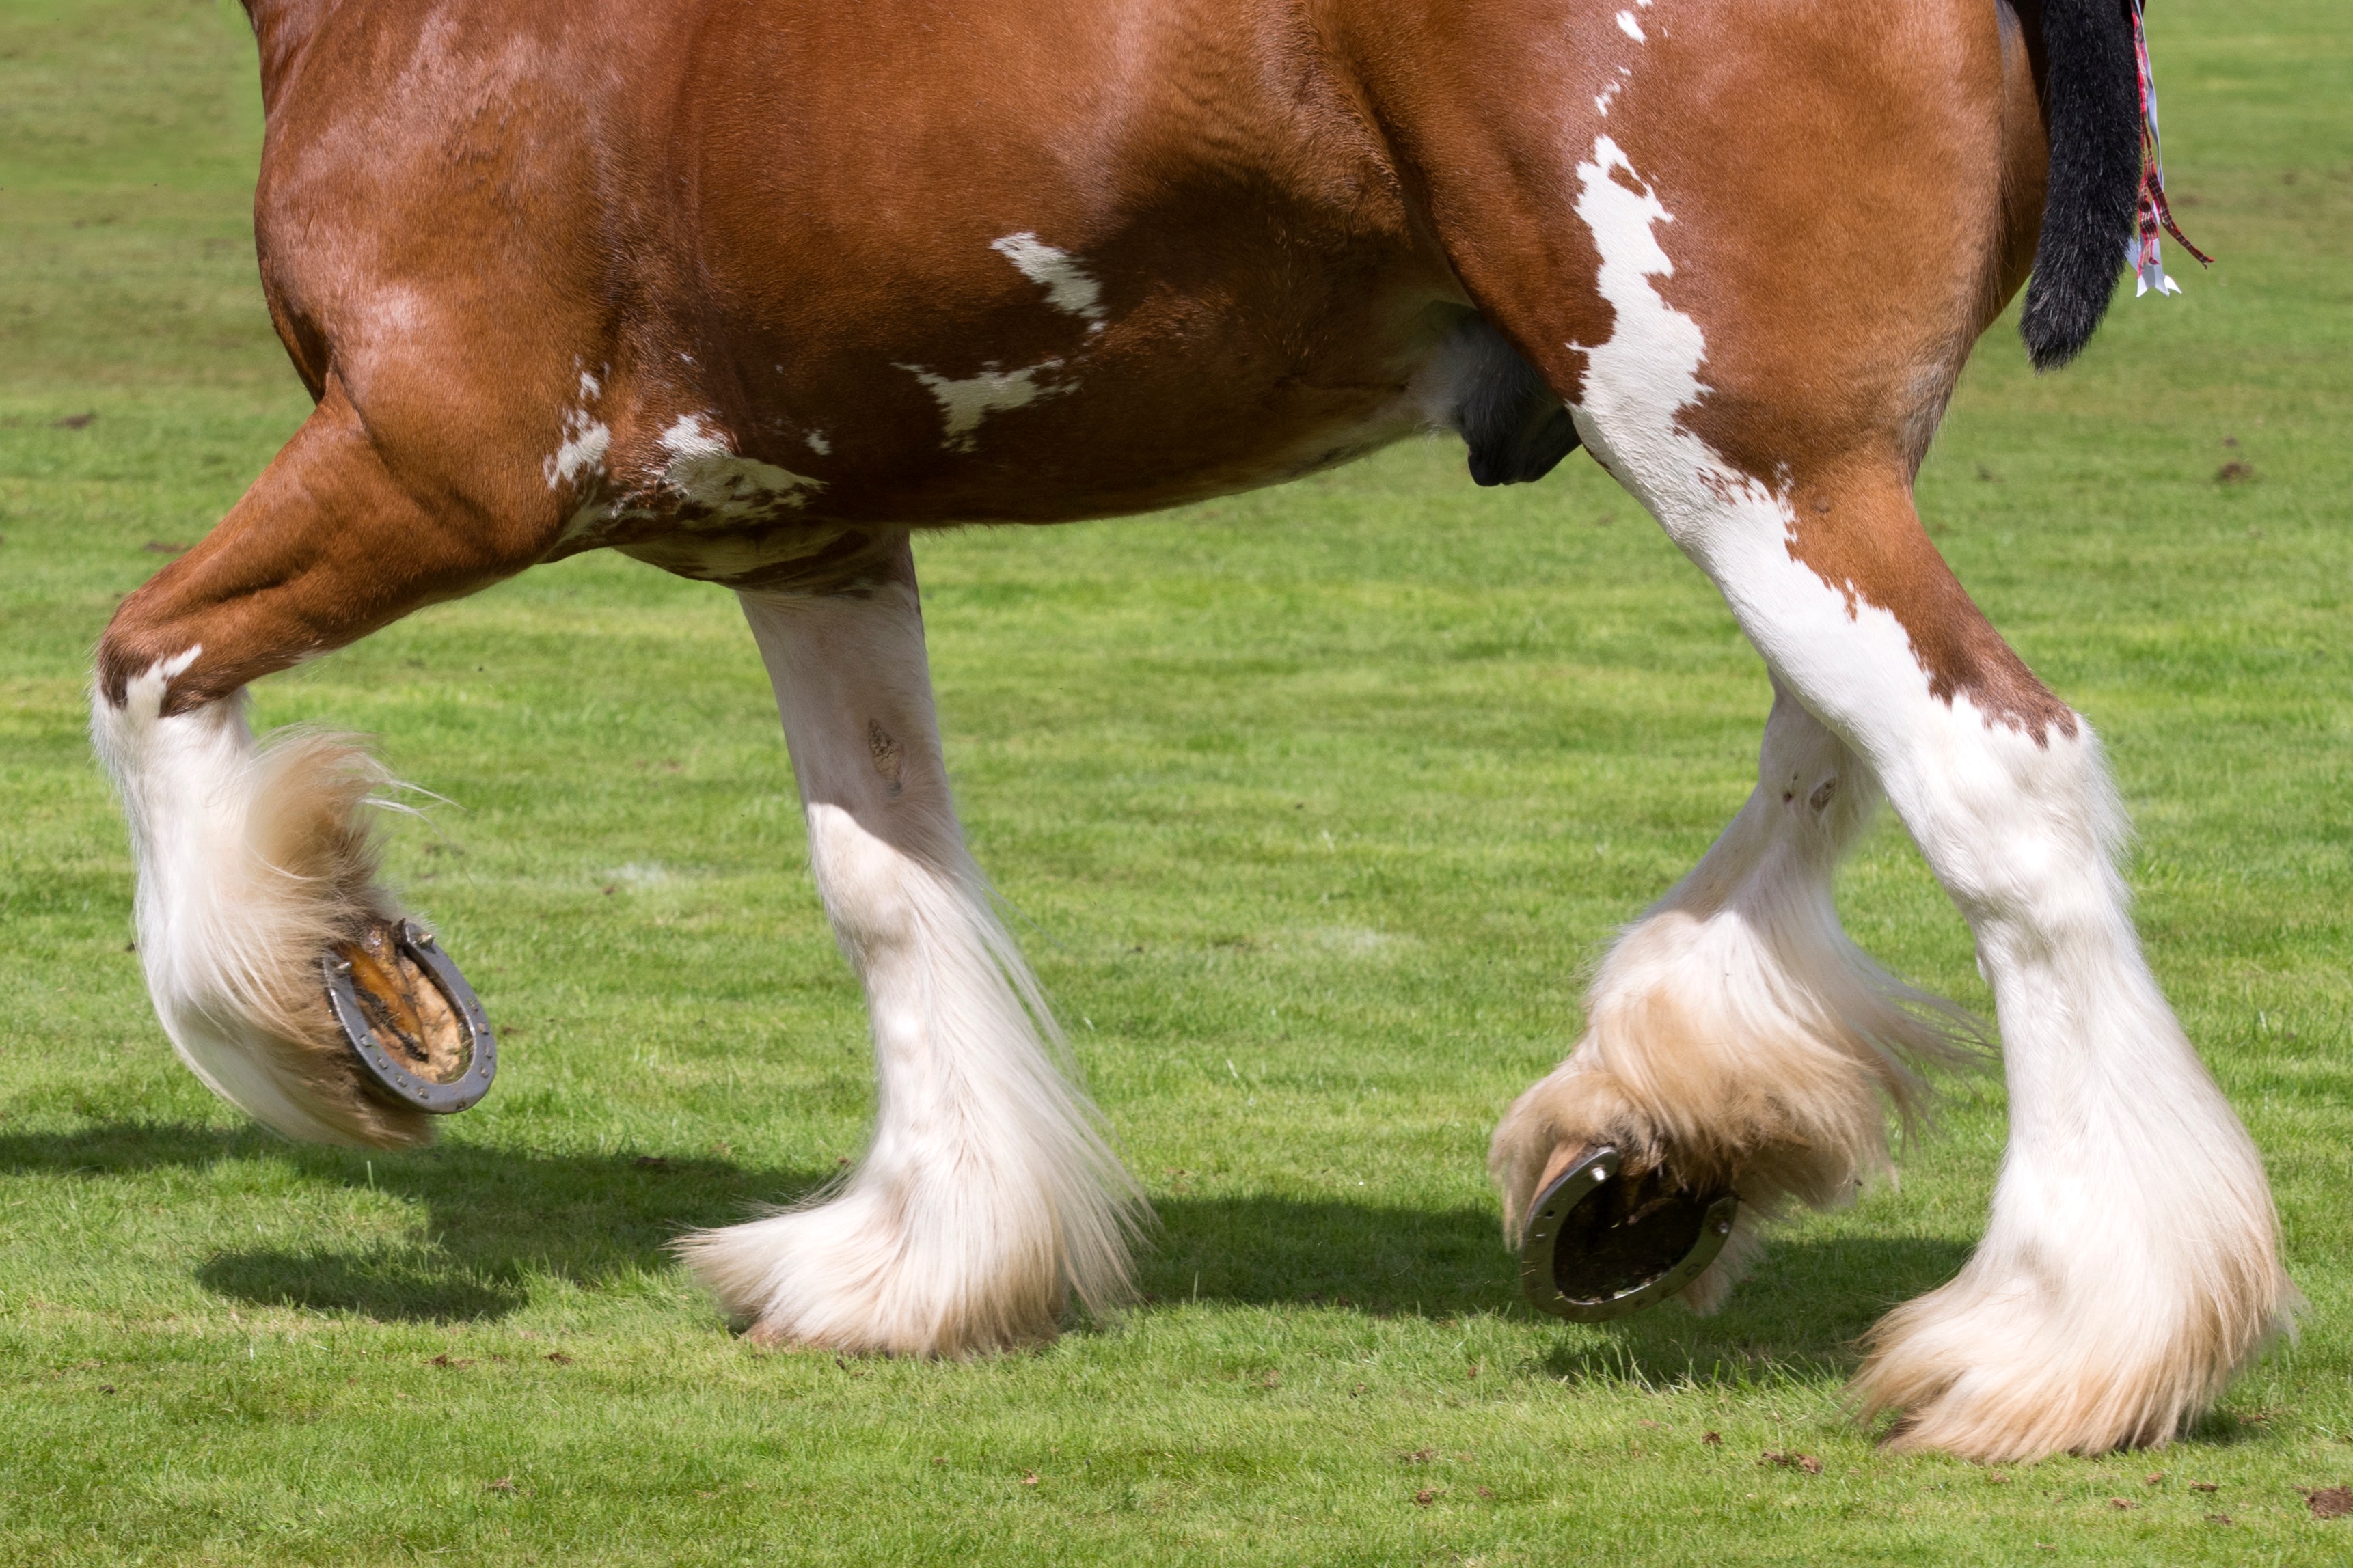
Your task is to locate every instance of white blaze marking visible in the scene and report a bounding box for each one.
[897,361,1072,453]
[804,429,832,456]
[657,413,824,513]
[990,232,1108,331]
[578,369,601,399]
[1616,10,1645,40]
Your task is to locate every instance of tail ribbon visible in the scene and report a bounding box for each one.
[2127,0,2212,297]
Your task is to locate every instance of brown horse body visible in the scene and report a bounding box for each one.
[91,0,2291,1461]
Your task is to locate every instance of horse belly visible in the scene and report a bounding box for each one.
[577,320,1442,586]
[583,0,1447,553]
[251,0,1456,584]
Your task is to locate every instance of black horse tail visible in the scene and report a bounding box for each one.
[2018,0,2144,371]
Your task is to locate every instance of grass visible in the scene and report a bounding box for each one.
[1,0,2348,1561]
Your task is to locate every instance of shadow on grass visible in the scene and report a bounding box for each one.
[0,1120,1968,1375]
[1142,1193,1517,1317]
[1147,1195,1974,1387]
[197,1247,531,1321]
[1533,1235,1974,1388]
[0,1120,821,1323]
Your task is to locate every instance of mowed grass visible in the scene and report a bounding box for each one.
[1,1,2348,1561]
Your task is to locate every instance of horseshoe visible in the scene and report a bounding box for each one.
[322,918,498,1115]
[1519,1146,1739,1323]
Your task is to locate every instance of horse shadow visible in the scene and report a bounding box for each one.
[0,1121,1970,1382]
[0,1120,809,1323]
[1150,1191,1972,1386]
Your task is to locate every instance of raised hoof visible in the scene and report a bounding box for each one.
[1519,1146,1737,1322]
[323,918,498,1115]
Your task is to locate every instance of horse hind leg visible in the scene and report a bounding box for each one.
[1533,211,2284,1463]
[678,546,1145,1356]
[1491,680,1977,1308]
[94,378,544,1148]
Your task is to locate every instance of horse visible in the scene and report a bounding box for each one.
[91,0,2294,1461]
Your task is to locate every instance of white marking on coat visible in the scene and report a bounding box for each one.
[656,414,824,514]
[804,429,832,456]
[1616,10,1646,40]
[659,413,729,460]
[897,361,1073,452]
[545,408,612,490]
[990,233,1107,331]
[578,369,601,400]
[1566,138,1928,700]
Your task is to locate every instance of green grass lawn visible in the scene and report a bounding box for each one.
[2,1,2348,1562]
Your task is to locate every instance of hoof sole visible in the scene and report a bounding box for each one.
[1520,1146,1737,1322]
[323,918,498,1114]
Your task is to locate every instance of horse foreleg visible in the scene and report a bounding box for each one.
[93,377,543,1148]
[680,547,1144,1356]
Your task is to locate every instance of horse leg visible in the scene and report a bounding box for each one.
[1395,0,2290,1455]
[677,546,1143,1356]
[94,376,548,1148]
[1610,460,2287,1459]
[1522,183,2285,1463]
[1492,675,1973,1306]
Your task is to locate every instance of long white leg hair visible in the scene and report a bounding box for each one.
[677,558,1145,1354]
[1542,126,2294,1456]
[1493,680,1976,1307]
[93,659,429,1149]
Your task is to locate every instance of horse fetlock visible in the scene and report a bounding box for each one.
[1853,1221,2297,1461]
[1493,1058,1775,1317]
[1493,908,1968,1319]
[1852,968,2294,1458]
[1495,992,1922,1236]
[95,674,437,1149]
[677,1167,1089,1357]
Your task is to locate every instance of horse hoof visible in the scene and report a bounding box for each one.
[323,918,498,1115]
[1519,1146,1737,1322]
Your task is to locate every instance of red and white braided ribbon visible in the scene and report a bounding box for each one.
[2128,0,2213,297]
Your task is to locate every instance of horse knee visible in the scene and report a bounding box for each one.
[100,378,552,719]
